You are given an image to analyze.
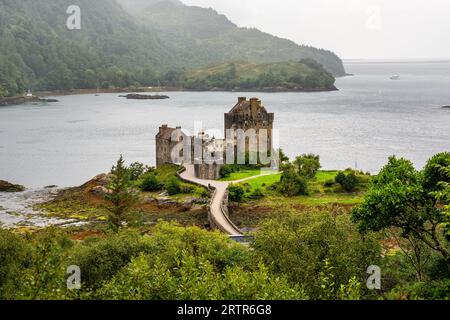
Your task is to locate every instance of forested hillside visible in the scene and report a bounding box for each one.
[0,0,178,97]
[0,0,345,97]
[118,0,346,76]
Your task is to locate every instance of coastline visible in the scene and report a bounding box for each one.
[0,85,338,107]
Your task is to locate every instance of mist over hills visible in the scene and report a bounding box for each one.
[117,0,346,76]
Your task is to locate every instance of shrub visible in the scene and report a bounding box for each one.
[335,171,359,192]
[278,169,309,196]
[228,184,245,203]
[140,173,161,192]
[200,188,210,198]
[0,230,31,299]
[69,231,149,290]
[220,165,236,178]
[248,188,265,200]
[180,184,195,194]
[165,176,181,195]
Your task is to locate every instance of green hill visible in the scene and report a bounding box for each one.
[0,0,177,96]
[0,0,345,97]
[183,59,337,91]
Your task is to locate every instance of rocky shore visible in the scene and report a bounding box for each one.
[0,180,25,192]
[0,96,59,107]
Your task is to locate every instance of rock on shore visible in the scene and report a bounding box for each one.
[0,180,26,192]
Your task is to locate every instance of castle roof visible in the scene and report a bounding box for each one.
[156,125,177,140]
[228,97,270,115]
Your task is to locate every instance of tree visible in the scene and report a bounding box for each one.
[293,154,321,179]
[128,162,152,181]
[277,167,308,196]
[105,155,139,232]
[335,171,359,192]
[0,85,8,98]
[352,154,450,262]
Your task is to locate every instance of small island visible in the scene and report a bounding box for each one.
[119,94,170,100]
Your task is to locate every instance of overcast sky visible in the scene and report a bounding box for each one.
[182,0,450,60]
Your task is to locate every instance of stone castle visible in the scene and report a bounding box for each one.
[156,97,274,180]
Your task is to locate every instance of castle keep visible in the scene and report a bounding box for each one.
[156,97,274,180]
[225,97,274,156]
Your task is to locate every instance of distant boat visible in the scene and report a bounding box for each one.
[390,75,400,80]
[26,89,33,97]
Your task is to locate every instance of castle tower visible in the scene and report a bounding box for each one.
[224,97,274,163]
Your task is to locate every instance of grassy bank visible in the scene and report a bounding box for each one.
[36,164,210,232]
[229,170,368,230]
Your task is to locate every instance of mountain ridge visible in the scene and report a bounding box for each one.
[117,0,346,76]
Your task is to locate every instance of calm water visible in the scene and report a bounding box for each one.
[1,61,450,188]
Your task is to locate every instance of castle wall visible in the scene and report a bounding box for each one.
[194,163,222,180]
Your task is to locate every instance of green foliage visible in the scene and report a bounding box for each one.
[128,162,153,181]
[318,259,361,300]
[248,188,265,200]
[16,230,70,300]
[91,222,304,300]
[139,173,161,192]
[335,171,359,192]
[68,230,148,290]
[385,279,450,300]
[293,154,321,179]
[228,184,245,203]
[278,167,309,196]
[0,85,8,98]
[105,155,140,232]
[252,211,381,299]
[165,176,182,196]
[352,154,450,261]
[0,229,31,298]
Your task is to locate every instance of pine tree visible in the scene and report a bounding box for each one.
[105,155,139,232]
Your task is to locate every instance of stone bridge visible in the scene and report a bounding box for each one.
[179,164,278,237]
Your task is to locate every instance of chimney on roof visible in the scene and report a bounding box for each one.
[238,97,246,103]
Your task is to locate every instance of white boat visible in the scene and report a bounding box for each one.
[390,75,400,80]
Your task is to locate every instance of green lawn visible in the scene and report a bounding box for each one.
[237,173,281,188]
[235,170,364,206]
[219,169,263,181]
